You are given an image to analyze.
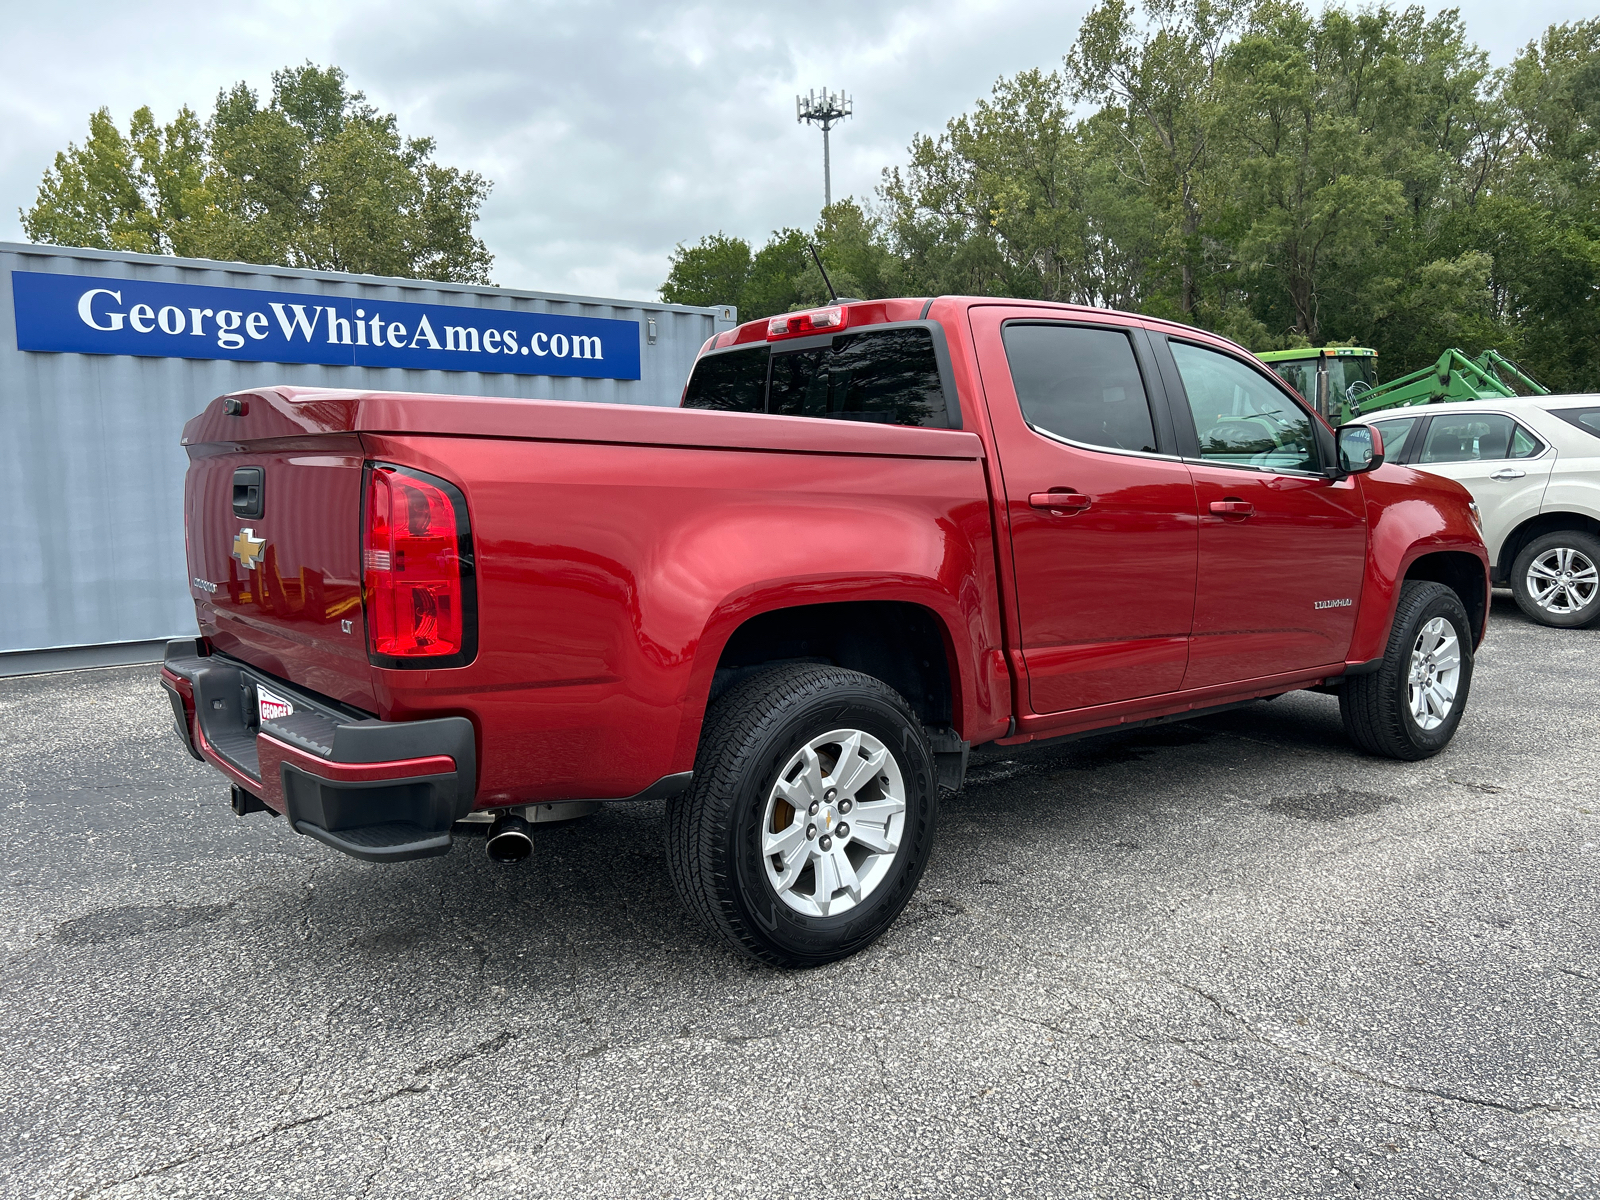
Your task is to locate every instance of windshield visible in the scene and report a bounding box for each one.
[1326,356,1377,404]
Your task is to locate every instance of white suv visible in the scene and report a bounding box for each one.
[1355,397,1600,628]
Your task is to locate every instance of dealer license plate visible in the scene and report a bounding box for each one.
[256,686,295,724]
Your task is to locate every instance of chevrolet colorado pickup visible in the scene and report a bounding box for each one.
[161,297,1490,966]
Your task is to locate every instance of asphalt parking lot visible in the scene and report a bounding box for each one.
[3,591,1597,1200]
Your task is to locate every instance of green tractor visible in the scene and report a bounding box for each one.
[1258,345,1547,426]
[1257,346,1379,423]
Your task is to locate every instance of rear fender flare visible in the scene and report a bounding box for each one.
[669,576,1000,772]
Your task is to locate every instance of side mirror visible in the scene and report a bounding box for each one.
[1335,423,1385,475]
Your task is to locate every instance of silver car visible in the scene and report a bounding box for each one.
[1354,397,1600,628]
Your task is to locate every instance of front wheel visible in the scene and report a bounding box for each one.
[1511,531,1600,628]
[666,664,938,967]
[1340,580,1474,761]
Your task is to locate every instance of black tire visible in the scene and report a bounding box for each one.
[666,664,938,968]
[1510,531,1600,628]
[1340,580,1474,761]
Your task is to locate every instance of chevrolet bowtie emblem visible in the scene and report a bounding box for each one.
[232,527,266,571]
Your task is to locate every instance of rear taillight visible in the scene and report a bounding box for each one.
[363,464,476,667]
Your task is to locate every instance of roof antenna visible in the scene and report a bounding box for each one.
[810,243,839,303]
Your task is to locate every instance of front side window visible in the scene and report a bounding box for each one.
[768,328,949,427]
[1419,413,1543,463]
[1001,324,1158,453]
[682,346,770,413]
[1370,416,1421,461]
[1170,341,1318,472]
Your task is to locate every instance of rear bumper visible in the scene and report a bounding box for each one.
[159,640,476,862]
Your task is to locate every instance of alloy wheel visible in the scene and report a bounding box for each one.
[1526,546,1599,616]
[761,729,906,917]
[1407,617,1461,732]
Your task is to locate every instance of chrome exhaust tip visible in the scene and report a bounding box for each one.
[485,813,534,864]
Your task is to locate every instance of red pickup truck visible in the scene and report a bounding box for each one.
[160,297,1488,966]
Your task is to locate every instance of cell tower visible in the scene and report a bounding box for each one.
[796,88,853,209]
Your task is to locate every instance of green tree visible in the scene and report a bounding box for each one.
[661,6,1599,390]
[658,207,898,319]
[742,227,814,315]
[1487,19,1600,390]
[1218,3,1409,343]
[882,69,1157,306]
[1068,0,1243,316]
[659,232,751,307]
[24,105,210,255]
[22,63,493,284]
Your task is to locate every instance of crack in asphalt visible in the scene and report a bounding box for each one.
[1287,1101,1366,1194]
[72,1028,526,1199]
[1425,1109,1565,1197]
[358,1141,391,1199]
[73,1081,429,1200]
[1162,977,1592,1119]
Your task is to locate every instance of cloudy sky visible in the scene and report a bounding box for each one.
[0,0,1590,303]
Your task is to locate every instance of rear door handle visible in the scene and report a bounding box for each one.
[1209,499,1254,517]
[1489,468,1525,480]
[1029,490,1091,512]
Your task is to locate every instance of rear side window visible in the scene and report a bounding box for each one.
[1001,324,1158,453]
[768,329,949,427]
[1551,406,1600,440]
[1419,413,1543,463]
[683,346,770,413]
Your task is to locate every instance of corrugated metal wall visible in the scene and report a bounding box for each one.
[0,242,736,664]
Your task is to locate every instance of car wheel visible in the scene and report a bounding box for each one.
[1340,580,1474,761]
[666,663,938,968]
[1510,531,1600,628]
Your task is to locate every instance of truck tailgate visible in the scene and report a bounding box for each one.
[185,433,375,711]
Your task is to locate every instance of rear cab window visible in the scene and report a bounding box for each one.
[682,346,769,413]
[683,326,954,428]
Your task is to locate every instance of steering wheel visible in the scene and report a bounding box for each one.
[1206,420,1275,450]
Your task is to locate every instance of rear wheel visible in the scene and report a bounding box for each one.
[1511,531,1600,628]
[666,663,938,967]
[1340,580,1473,761]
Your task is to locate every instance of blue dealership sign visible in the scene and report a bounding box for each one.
[10,270,641,379]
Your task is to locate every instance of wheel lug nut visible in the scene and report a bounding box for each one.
[807,823,817,840]
[808,801,820,815]
[819,835,833,851]
[839,799,852,814]
[837,823,849,838]
[824,788,837,802]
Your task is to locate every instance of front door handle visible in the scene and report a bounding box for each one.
[1489,468,1526,480]
[1029,490,1091,512]
[1209,499,1254,517]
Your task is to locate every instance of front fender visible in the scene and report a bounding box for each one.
[1346,466,1491,665]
